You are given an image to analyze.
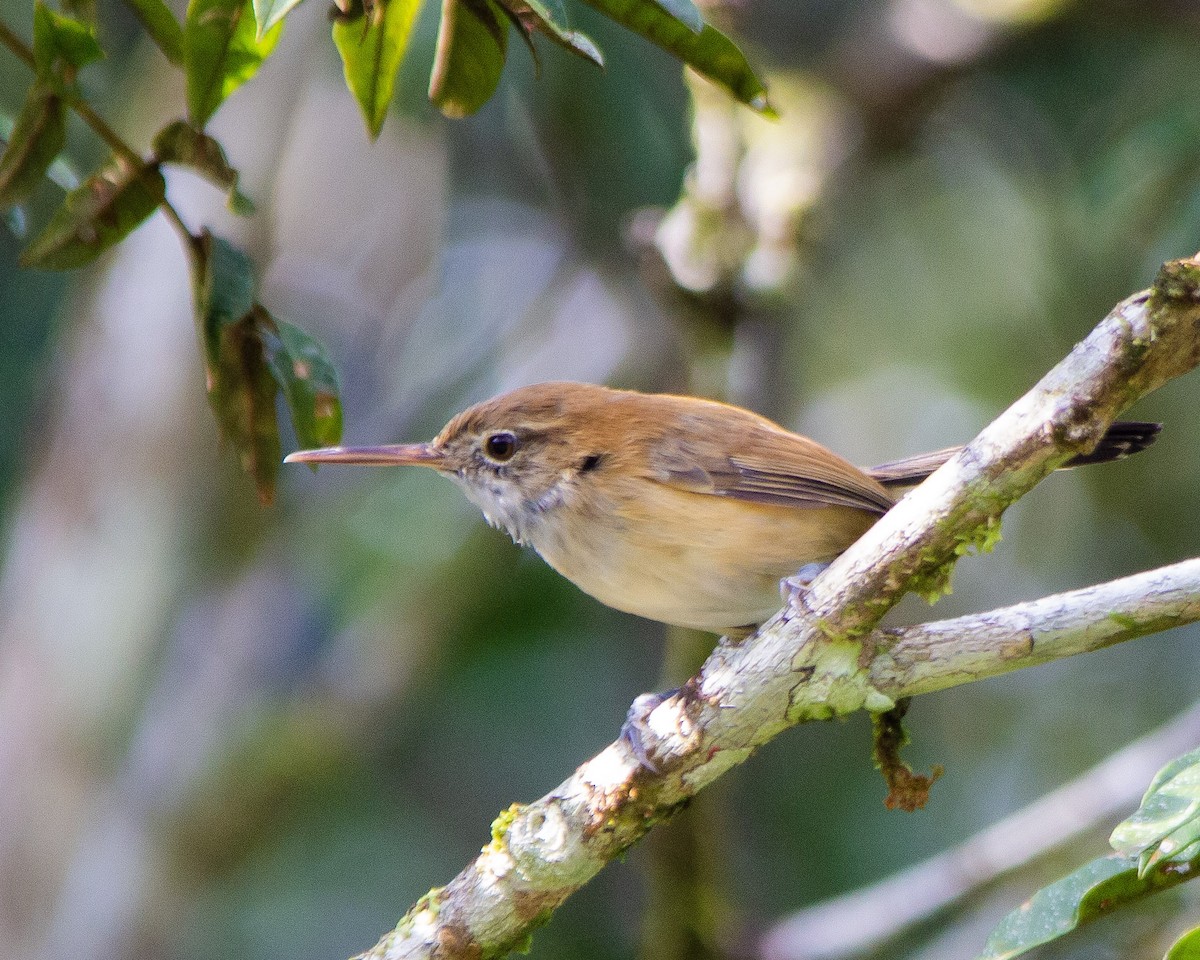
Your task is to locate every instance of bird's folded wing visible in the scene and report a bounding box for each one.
[650,434,894,515]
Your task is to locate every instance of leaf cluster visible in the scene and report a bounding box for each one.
[980,747,1200,960]
[0,0,767,500]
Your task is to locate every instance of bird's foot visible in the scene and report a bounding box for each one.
[620,688,679,774]
[781,562,831,607]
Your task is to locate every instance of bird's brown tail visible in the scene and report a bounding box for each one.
[867,421,1162,489]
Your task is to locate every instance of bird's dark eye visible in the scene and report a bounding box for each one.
[484,431,519,462]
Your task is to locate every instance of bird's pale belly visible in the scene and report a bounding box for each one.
[529,487,880,634]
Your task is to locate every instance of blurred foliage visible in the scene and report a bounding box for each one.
[1,1,1199,960]
[981,748,1200,959]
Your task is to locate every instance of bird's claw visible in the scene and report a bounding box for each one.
[781,562,831,607]
[620,689,678,774]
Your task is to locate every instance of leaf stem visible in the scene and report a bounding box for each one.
[0,16,195,244]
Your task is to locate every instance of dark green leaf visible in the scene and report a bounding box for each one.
[332,0,424,138]
[152,120,255,214]
[0,85,67,210]
[649,0,701,32]
[502,0,603,67]
[124,0,185,64]
[429,0,509,118]
[262,316,343,450]
[1165,925,1200,960]
[184,0,283,127]
[192,232,280,505]
[580,0,769,113]
[193,230,257,358]
[978,849,1200,960]
[252,0,306,38]
[33,2,105,77]
[20,159,165,269]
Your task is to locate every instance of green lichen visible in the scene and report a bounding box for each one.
[1152,258,1200,304]
[393,885,446,937]
[488,802,523,853]
[908,515,1003,605]
[1108,611,1140,631]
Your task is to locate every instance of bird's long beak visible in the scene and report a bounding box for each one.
[284,442,445,467]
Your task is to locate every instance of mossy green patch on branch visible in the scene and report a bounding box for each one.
[488,802,524,852]
[1150,256,1200,305]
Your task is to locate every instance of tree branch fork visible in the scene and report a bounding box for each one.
[363,256,1200,960]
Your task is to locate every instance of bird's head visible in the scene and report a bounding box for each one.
[285,382,617,544]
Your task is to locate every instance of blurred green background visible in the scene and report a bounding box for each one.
[2,0,1200,958]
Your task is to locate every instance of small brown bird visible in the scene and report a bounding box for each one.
[286,382,1159,636]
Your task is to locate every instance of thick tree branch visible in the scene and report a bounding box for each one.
[359,256,1200,960]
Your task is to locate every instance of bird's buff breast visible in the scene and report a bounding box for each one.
[524,482,878,634]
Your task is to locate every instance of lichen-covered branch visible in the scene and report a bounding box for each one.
[871,557,1200,698]
[359,256,1200,960]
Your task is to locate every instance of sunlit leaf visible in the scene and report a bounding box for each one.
[124,0,185,64]
[1111,747,1200,876]
[1165,925,1200,960]
[20,159,165,269]
[184,0,284,127]
[32,1,105,77]
[581,0,769,113]
[429,0,509,118]
[252,0,306,37]
[502,0,603,67]
[192,231,281,505]
[332,0,423,138]
[152,119,255,214]
[977,849,1200,960]
[0,85,66,210]
[262,315,343,450]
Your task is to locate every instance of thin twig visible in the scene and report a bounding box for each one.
[0,17,194,244]
[759,695,1200,960]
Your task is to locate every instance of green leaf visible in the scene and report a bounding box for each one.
[502,0,603,67]
[1165,925,1200,960]
[429,0,509,118]
[580,0,769,113]
[184,0,284,127]
[192,232,281,505]
[33,2,105,77]
[978,849,1200,960]
[193,230,256,358]
[124,0,185,65]
[648,0,701,32]
[252,0,306,38]
[0,85,67,210]
[152,120,255,214]
[262,317,343,450]
[20,159,165,269]
[332,0,423,138]
[1111,747,1200,876]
